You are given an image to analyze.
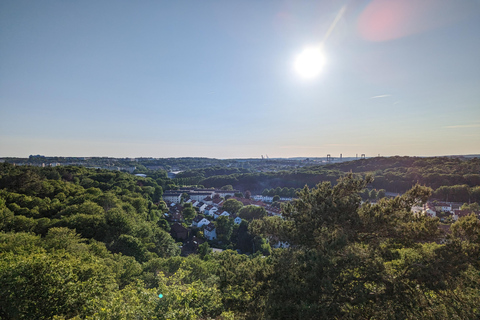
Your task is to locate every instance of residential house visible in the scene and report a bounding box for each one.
[265,205,282,216]
[220,211,231,218]
[163,191,182,203]
[181,236,206,256]
[435,202,452,213]
[214,190,239,198]
[192,216,210,228]
[189,192,215,202]
[196,202,207,213]
[170,223,189,240]
[212,198,224,207]
[204,205,215,216]
[204,223,217,240]
[453,209,480,221]
[213,209,230,220]
[203,196,213,205]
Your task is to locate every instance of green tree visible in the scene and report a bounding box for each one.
[182,203,196,224]
[0,251,116,319]
[377,188,386,199]
[238,205,266,221]
[215,216,234,243]
[222,198,243,214]
[460,202,480,212]
[198,242,212,259]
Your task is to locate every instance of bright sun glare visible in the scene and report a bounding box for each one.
[294,46,326,79]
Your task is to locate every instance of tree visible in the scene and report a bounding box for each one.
[153,186,163,202]
[272,195,280,202]
[253,236,271,256]
[180,192,190,202]
[245,190,251,199]
[238,205,266,221]
[460,202,480,212]
[0,251,116,319]
[111,234,150,262]
[222,199,243,214]
[182,204,196,224]
[215,216,234,243]
[451,213,480,243]
[377,188,386,199]
[262,176,476,319]
[198,242,212,259]
[273,187,281,196]
[221,185,234,191]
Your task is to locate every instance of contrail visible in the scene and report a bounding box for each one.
[322,5,347,44]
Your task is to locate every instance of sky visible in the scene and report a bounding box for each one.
[1,0,479,159]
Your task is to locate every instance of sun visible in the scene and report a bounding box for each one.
[294,46,326,79]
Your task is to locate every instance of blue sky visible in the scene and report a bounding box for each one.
[1,0,479,158]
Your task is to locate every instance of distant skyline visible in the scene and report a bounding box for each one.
[1,0,479,158]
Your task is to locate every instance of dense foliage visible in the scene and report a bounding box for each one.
[198,157,480,203]
[1,163,480,319]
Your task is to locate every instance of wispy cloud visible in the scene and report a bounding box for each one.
[369,94,391,99]
[444,124,480,129]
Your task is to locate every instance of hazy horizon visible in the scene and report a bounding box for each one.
[2,153,480,161]
[1,1,479,158]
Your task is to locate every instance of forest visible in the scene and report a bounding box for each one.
[1,160,480,319]
[186,156,480,203]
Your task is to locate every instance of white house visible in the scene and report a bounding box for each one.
[203,196,213,205]
[204,205,219,217]
[211,198,224,207]
[213,211,221,220]
[196,202,207,213]
[214,190,239,198]
[204,205,213,215]
[192,216,210,228]
[189,192,215,202]
[436,202,452,213]
[204,223,217,240]
[234,216,242,224]
[213,209,229,220]
[220,211,231,218]
[423,207,437,217]
[163,192,182,203]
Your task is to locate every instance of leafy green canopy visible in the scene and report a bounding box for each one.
[1,164,480,319]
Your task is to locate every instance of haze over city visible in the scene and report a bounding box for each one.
[1,0,479,158]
